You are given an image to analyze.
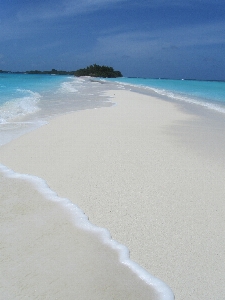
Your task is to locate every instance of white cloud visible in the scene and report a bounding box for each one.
[163,22,225,47]
[2,0,126,41]
[73,20,225,69]
[90,21,225,58]
[16,0,126,22]
[0,20,31,41]
[131,0,222,8]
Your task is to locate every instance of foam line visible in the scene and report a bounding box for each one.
[0,163,174,300]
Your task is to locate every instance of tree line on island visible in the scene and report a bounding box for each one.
[0,64,123,78]
[25,69,75,75]
[74,64,122,78]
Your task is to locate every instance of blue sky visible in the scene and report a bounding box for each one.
[0,0,225,79]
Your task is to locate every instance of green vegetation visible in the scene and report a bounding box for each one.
[26,69,75,75]
[74,64,122,78]
[0,70,11,73]
[0,65,123,77]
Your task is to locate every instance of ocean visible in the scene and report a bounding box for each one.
[0,74,174,299]
[104,77,225,114]
[1,74,225,146]
[0,73,113,146]
[1,74,225,299]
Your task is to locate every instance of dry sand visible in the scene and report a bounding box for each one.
[1,89,225,299]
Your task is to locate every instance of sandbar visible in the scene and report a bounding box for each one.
[1,87,225,299]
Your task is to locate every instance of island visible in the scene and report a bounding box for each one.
[25,69,75,75]
[74,64,123,78]
[0,65,123,78]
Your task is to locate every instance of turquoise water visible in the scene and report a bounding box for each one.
[0,73,69,104]
[2,74,225,126]
[104,77,225,113]
[2,74,225,145]
[0,74,112,145]
[0,73,74,123]
[0,74,175,299]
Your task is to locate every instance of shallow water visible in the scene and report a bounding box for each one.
[0,75,113,145]
[0,75,174,299]
[104,77,225,114]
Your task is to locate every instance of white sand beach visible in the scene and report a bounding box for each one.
[1,88,225,299]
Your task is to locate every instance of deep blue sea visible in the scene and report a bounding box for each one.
[104,77,225,113]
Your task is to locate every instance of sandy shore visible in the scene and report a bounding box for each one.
[1,88,225,299]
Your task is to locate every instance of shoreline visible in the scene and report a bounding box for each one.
[1,86,225,299]
[0,164,171,300]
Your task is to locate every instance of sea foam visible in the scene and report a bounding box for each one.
[0,89,41,124]
[0,164,174,300]
[103,77,225,114]
[150,87,225,114]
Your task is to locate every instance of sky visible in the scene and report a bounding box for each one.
[0,0,225,80]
